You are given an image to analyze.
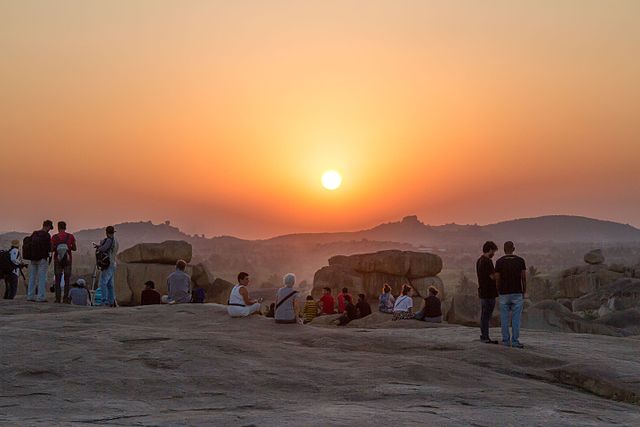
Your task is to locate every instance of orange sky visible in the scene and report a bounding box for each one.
[1,1,639,238]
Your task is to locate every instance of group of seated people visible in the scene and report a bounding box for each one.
[226,271,442,327]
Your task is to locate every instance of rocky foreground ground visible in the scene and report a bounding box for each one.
[1,299,639,426]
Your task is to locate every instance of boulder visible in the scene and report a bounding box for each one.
[311,265,365,299]
[313,251,445,314]
[572,278,640,312]
[115,263,182,306]
[328,250,442,277]
[584,249,605,265]
[444,294,499,327]
[114,262,218,306]
[117,240,192,264]
[553,266,623,299]
[522,300,623,336]
[208,278,235,305]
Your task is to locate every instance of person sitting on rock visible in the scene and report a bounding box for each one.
[302,295,319,324]
[392,285,414,320]
[378,283,396,314]
[356,293,372,318]
[337,287,352,314]
[319,287,336,315]
[191,282,206,303]
[68,279,91,306]
[335,294,358,326]
[141,280,161,305]
[275,273,299,324]
[227,272,263,317]
[163,260,192,304]
[414,286,442,323]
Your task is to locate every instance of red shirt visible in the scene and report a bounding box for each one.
[319,294,335,315]
[337,293,352,313]
[51,231,77,262]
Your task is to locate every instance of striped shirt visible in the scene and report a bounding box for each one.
[303,300,318,323]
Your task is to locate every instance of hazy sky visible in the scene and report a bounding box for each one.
[1,0,639,238]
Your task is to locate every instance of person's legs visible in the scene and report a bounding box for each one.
[54,263,63,303]
[511,294,524,346]
[105,266,116,305]
[36,259,48,301]
[424,316,442,323]
[414,310,425,321]
[7,274,18,299]
[27,262,37,300]
[480,298,496,340]
[63,264,72,303]
[2,275,8,299]
[248,302,261,315]
[99,267,111,306]
[499,294,512,344]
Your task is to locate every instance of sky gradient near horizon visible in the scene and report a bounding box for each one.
[1,0,639,238]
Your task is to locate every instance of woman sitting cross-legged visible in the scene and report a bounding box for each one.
[392,285,414,321]
[414,286,443,323]
[378,283,396,314]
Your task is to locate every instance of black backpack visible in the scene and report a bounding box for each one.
[22,235,34,261]
[96,249,110,270]
[0,250,15,275]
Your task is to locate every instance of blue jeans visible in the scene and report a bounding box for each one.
[99,264,116,306]
[500,293,524,343]
[480,298,496,339]
[27,259,48,301]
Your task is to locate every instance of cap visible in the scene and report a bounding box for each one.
[76,279,86,288]
[106,225,116,234]
[11,240,20,248]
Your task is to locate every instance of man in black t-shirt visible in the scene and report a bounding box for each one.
[495,241,527,348]
[476,241,499,344]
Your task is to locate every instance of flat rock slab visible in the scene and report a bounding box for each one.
[1,298,639,426]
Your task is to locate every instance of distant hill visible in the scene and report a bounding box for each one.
[2,215,639,250]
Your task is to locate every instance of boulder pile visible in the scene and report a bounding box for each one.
[311,250,444,309]
[114,241,232,305]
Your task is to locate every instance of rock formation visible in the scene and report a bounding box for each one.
[113,241,229,305]
[311,250,444,307]
[584,249,605,265]
[117,240,193,264]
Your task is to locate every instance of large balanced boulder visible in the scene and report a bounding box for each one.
[553,265,623,300]
[117,240,193,264]
[312,250,444,301]
[584,249,605,265]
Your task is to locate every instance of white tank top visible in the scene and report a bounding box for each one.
[229,285,246,306]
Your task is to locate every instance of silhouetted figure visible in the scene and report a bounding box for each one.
[495,241,527,348]
[477,241,499,344]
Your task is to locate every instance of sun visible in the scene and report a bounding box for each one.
[321,170,342,190]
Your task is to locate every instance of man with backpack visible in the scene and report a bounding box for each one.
[24,220,54,302]
[51,221,77,303]
[1,240,23,299]
[95,225,119,307]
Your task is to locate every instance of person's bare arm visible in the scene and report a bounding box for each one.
[240,287,255,305]
[521,270,527,295]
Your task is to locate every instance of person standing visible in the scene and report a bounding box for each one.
[26,220,53,302]
[476,241,499,344]
[495,241,527,348]
[2,240,22,299]
[96,225,119,307]
[165,260,192,304]
[51,221,77,303]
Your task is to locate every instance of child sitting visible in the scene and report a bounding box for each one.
[302,295,319,324]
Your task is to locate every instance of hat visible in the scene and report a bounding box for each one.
[10,240,20,248]
[106,225,116,234]
[76,279,86,288]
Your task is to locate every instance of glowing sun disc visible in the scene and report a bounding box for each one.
[321,170,342,190]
